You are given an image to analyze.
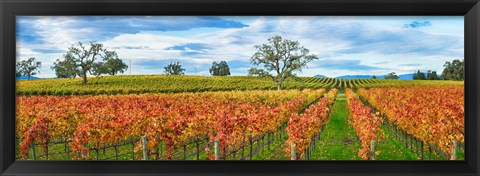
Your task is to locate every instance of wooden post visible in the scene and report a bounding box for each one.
[31,143,37,160]
[267,133,271,150]
[102,146,106,158]
[45,144,49,160]
[429,144,432,160]
[214,140,220,160]
[114,145,119,160]
[249,137,253,160]
[261,135,265,154]
[65,142,70,160]
[182,144,186,160]
[196,141,200,160]
[451,140,458,160]
[142,136,148,160]
[95,148,99,160]
[421,140,424,160]
[159,141,163,155]
[291,144,297,160]
[370,140,376,160]
[241,146,245,160]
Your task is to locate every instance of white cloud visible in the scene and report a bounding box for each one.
[17,16,464,78]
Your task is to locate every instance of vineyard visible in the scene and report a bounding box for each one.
[17,89,332,160]
[346,89,383,160]
[16,75,463,95]
[357,85,464,160]
[15,75,465,160]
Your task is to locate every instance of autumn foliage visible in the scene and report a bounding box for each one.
[286,88,337,159]
[357,86,464,157]
[346,88,383,160]
[16,89,325,160]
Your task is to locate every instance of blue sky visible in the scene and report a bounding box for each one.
[16,16,464,78]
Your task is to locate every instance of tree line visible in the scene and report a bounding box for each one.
[17,36,465,89]
[370,59,463,80]
[163,60,231,76]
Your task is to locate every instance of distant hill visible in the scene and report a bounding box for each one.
[16,76,40,80]
[397,73,415,80]
[335,75,382,79]
[317,73,415,80]
[313,74,328,78]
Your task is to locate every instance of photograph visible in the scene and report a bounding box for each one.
[15,16,464,161]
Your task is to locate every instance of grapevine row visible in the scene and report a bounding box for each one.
[286,88,338,160]
[357,86,463,158]
[17,75,324,96]
[346,88,383,160]
[17,75,464,96]
[17,89,325,160]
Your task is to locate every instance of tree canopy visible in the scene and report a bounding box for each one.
[17,57,41,80]
[384,72,399,80]
[51,58,79,78]
[441,59,463,81]
[250,35,318,90]
[164,61,185,75]
[413,70,426,80]
[91,54,128,76]
[247,68,271,77]
[426,70,439,80]
[209,61,231,76]
[52,41,126,85]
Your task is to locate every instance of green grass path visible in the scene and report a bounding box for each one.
[311,92,419,160]
[375,125,419,160]
[311,93,361,160]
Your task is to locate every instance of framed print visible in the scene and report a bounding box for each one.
[1,0,479,176]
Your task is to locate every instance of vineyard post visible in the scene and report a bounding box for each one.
[154,147,160,160]
[393,127,400,140]
[214,140,220,160]
[451,140,457,160]
[370,140,376,160]
[404,131,407,148]
[233,149,237,160]
[249,137,253,160]
[261,135,265,154]
[159,141,163,155]
[31,143,37,160]
[267,133,271,150]
[95,148,99,160]
[45,144,49,160]
[306,148,309,160]
[308,145,311,160]
[65,142,70,160]
[279,125,283,139]
[81,151,86,160]
[416,138,419,155]
[421,140,424,160]
[142,136,148,160]
[222,145,227,160]
[241,145,245,160]
[196,140,200,160]
[102,146,106,158]
[183,145,187,160]
[114,145,119,160]
[428,144,432,160]
[291,144,297,160]
[409,135,413,150]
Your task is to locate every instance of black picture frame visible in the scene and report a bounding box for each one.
[1,0,479,176]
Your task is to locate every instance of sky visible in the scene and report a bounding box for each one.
[16,16,464,78]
